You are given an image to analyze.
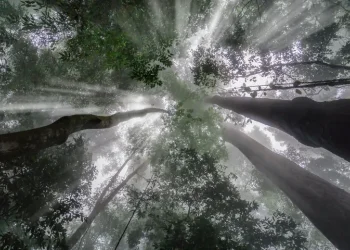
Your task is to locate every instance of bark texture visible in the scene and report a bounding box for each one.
[0,108,166,160]
[67,160,148,249]
[209,96,350,162]
[223,124,350,250]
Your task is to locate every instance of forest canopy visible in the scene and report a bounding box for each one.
[1,0,350,249]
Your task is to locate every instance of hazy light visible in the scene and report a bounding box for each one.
[251,0,340,50]
[0,102,71,112]
[40,87,95,96]
[175,0,192,37]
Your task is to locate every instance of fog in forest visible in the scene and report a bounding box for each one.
[1,0,350,249]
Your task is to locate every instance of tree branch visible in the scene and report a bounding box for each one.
[96,147,139,204]
[236,60,350,78]
[0,108,166,161]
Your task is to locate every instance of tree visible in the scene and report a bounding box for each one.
[0,108,166,161]
[192,0,350,100]
[0,137,96,249]
[125,144,307,249]
[71,200,132,250]
[2,0,350,249]
[307,154,350,192]
[208,95,350,162]
[222,124,350,250]
[67,150,147,249]
[19,0,175,87]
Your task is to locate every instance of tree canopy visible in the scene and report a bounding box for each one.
[1,0,350,249]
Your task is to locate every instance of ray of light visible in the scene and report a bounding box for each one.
[175,0,192,37]
[251,0,341,50]
[39,87,95,96]
[0,102,71,112]
[48,78,119,94]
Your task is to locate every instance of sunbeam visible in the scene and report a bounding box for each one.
[1,0,350,249]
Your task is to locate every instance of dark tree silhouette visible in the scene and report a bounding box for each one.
[0,108,165,161]
[223,124,350,250]
[209,95,350,162]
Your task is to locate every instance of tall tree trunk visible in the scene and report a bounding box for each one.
[0,108,166,161]
[222,124,350,250]
[208,95,350,162]
[28,150,137,225]
[67,160,148,249]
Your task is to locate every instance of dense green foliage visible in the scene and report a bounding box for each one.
[0,137,96,249]
[127,146,306,249]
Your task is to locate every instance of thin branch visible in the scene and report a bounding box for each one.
[96,147,140,204]
[255,0,261,18]
[252,78,350,91]
[278,60,350,70]
[236,60,350,78]
[114,174,154,250]
[259,78,350,92]
[220,78,350,96]
[326,0,350,13]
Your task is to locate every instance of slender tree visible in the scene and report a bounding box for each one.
[208,95,350,162]
[67,160,148,249]
[125,145,306,250]
[222,124,350,250]
[0,137,96,249]
[0,108,166,161]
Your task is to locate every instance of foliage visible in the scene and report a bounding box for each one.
[153,216,248,250]
[9,38,46,89]
[0,0,22,84]
[192,46,231,87]
[72,201,132,250]
[158,103,226,159]
[0,0,349,249]
[0,137,96,249]
[18,0,175,87]
[127,146,307,249]
[0,232,28,250]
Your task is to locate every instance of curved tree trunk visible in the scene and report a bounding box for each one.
[0,108,166,161]
[67,160,148,249]
[223,124,350,250]
[208,95,350,162]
